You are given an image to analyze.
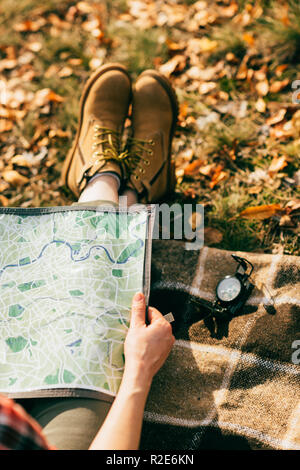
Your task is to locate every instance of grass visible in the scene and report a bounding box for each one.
[256,0,300,64]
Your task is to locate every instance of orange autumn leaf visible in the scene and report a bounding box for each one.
[256,79,269,96]
[165,38,186,52]
[275,64,288,77]
[0,194,9,207]
[255,97,266,113]
[243,33,255,46]
[0,119,13,132]
[13,18,46,32]
[209,165,228,188]
[239,204,282,220]
[47,90,65,103]
[269,79,289,94]
[178,102,188,121]
[159,55,186,78]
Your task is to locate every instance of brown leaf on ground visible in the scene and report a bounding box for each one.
[0,119,13,132]
[199,82,216,95]
[0,195,9,207]
[266,109,286,126]
[268,156,288,176]
[184,159,205,176]
[285,200,300,214]
[178,102,189,122]
[269,78,289,94]
[269,121,294,139]
[219,2,238,18]
[275,64,288,77]
[239,204,282,220]
[32,88,64,108]
[279,214,296,227]
[166,39,186,53]
[243,32,255,46]
[209,165,228,188]
[2,170,29,186]
[255,97,266,113]
[159,55,186,77]
[13,18,46,32]
[256,80,269,96]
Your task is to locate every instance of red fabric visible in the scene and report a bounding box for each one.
[0,394,55,450]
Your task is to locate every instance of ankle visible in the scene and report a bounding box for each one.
[78,173,120,204]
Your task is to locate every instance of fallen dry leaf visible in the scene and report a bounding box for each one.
[0,119,13,132]
[268,156,288,176]
[198,163,215,177]
[279,214,296,227]
[256,80,269,96]
[239,204,282,220]
[255,97,266,113]
[199,82,216,95]
[266,108,286,126]
[0,195,9,207]
[269,78,289,94]
[209,165,228,188]
[198,37,218,52]
[219,2,238,18]
[13,18,46,32]
[11,155,32,167]
[275,64,288,77]
[178,102,189,122]
[184,159,205,176]
[243,32,255,46]
[285,200,300,214]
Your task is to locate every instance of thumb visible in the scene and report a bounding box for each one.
[130,292,146,327]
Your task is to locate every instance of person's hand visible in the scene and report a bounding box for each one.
[123,292,175,388]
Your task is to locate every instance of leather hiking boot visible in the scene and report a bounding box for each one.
[61,63,132,198]
[125,70,178,203]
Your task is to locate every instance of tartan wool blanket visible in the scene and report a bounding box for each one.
[140,241,300,450]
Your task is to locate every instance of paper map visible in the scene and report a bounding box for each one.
[0,207,152,398]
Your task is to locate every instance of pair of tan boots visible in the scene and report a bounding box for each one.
[61,63,178,203]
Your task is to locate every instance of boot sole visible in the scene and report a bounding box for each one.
[137,70,179,198]
[61,63,132,196]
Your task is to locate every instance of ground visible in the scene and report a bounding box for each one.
[0,0,299,254]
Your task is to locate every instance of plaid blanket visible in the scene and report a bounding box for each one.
[141,241,300,450]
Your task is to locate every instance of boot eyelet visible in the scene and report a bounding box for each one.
[134,175,139,180]
[145,160,150,165]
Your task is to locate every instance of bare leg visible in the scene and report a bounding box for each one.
[78,174,139,207]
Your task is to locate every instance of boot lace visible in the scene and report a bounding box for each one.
[125,136,154,180]
[92,125,128,164]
